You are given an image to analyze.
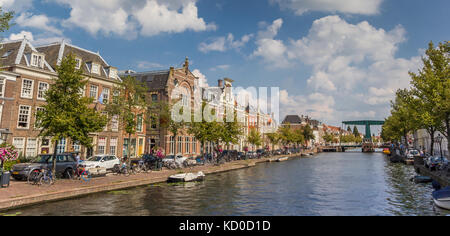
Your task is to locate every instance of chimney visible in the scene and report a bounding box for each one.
[170,67,174,77]
[184,57,189,74]
[218,79,223,88]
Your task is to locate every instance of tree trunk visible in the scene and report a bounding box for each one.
[446,117,450,157]
[427,128,435,156]
[52,140,58,179]
[127,133,131,166]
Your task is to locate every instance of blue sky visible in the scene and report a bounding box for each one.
[2,0,449,131]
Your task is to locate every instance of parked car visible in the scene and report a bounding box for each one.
[246,151,257,159]
[11,153,78,181]
[425,156,449,171]
[237,152,245,160]
[406,150,420,160]
[275,149,283,155]
[83,155,120,170]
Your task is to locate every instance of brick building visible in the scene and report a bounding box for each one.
[0,38,138,159]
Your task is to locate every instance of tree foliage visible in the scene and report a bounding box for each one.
[36,54,107,177]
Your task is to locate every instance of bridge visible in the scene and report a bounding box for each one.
[342,120,385,139]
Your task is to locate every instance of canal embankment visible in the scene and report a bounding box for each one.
[0,151,315,211]
[414,157,449,188]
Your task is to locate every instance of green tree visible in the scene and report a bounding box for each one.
[278,124,295,148]
[409,41,449,153]
[302,125,315,146]
[266,133,280,152]
[220,111,243,150]
[247,128,262,151]
[36,55,107,178]
[353,126,360,137]
[106,75,147,164]
[0,7,13,38]
[293,129,305,148]
[323,132,334,144]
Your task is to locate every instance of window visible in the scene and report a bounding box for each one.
[31,54,44,68]
[192,137,197,154]
[169,136,175,154]
[98,137,106,155]
[110,137,117,156]
[111,115,119,132]
[0,78,5,97]
[37,82,48,100]
[185,137,190,154]
[13,138,25,156]
[17,105,31,129]
[109,68,117,78]
[152,94,158,102]
[34,107,45,129]
[26,138,37,157]
[178,136,182,154]
[72,141,81,152]
[89,85,98,101]
[91,63,100,75]
[136,114,143,132]
[57,138,66,154]
[75,58,82,69]
[102,87,110,104]
[21,79,34,99]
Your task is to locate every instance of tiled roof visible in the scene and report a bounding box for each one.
[36,41,119,81]
[282,115,303,124]
[120,70,170,90]
[0,39,54,72]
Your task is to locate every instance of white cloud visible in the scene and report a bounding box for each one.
[0,0,33,12]
[252,18,291,68]
[7,31,71,46]
[270,0,383,15]
[16,12,63,35]
[210,64,230,71]
[192,69,209,87]
[51,0,214,38]
[199,33,253,53]
[8,30,33,41]
[265,15,421,125]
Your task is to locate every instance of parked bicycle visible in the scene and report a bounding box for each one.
[113,163,132,176]
[69,164,91,182]
[38,168,54,186]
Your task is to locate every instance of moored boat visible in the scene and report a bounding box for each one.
[277,157,289,162]
[432,187,450,210]
[168,171,205,183]
[411,176,433,184]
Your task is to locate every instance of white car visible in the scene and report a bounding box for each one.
[406,150,420,159]
[83,155,121,170]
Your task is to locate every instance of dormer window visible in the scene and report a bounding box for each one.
[31,53,45,68]
[109,68,117,79]
[91,63,100,75]
[75,58,82,69]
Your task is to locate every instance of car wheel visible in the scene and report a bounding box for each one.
[64,168,74,179]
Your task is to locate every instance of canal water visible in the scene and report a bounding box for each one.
[3,152,449,216]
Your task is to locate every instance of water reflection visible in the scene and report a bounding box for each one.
[2,153,448,216]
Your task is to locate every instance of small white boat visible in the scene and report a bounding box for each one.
[433,187,450,210]
[168,171,205,183]
[308,153,314,156]
[277,157,289,162]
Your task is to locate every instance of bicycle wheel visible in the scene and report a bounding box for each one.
[80,171,91,182]
[39,175,53,186]
[27,170,40,185]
